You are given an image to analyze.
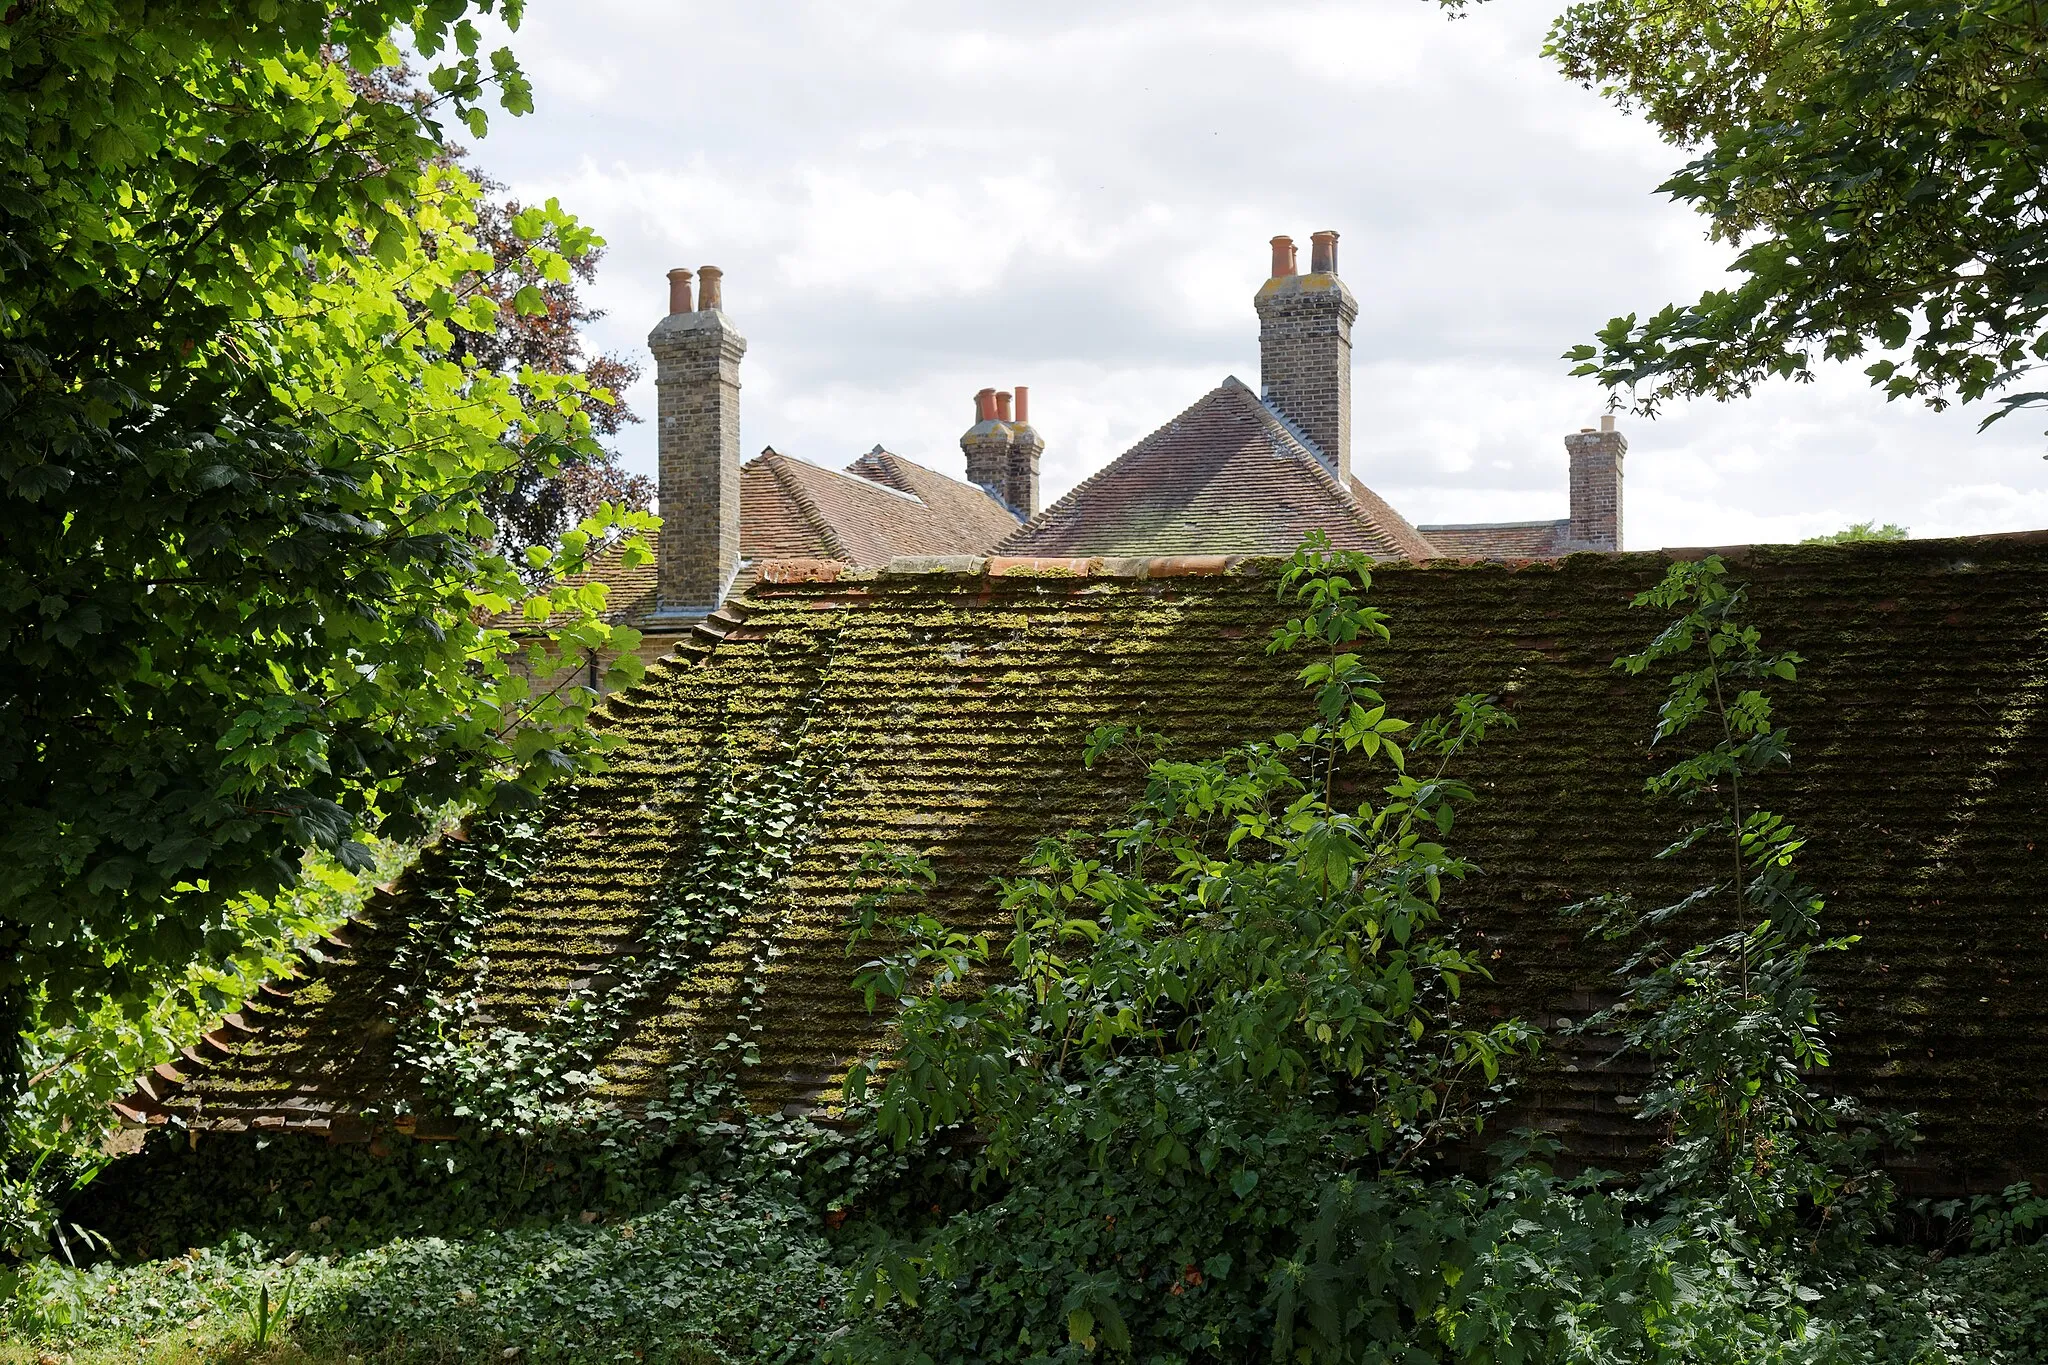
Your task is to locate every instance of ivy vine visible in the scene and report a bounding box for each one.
[382,640,852,1131]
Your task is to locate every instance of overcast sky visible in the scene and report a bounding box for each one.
[468,0,2048,549]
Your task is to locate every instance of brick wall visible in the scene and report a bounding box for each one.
[1007,424,1043,518]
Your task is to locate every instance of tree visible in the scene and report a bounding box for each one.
[467,181,654,553]
[347,63,654,554]
[1531,0,2048,445]
[0,0,652,1170]
[1802,522,1910,545]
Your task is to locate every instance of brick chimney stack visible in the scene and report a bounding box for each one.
[1564,414,1626,551]
[962,387,1017,511]
[1008,385,1043,519]
[1254,229,1358,483]
[649,263,747,614]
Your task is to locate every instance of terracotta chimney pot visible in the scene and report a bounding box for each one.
[698,265,723,311]
[1600,414,1617,433]
[1013,386,1030,423]
[1269,235,1296,279]
[975,387,997,422]
[995,391,1014,423]
[666,267,694,315]
[1310,230,1338,274]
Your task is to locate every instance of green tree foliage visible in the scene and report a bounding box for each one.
[465,179,654,553]
[1800,522,1910,545]
[0,0,651,1199]
[1533,0,2048,442]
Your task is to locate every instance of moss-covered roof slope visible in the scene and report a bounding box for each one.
[139,536,2048,1192]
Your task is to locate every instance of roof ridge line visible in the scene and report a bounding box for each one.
[745,529,2048,587]
[763,451,854,563]
[992,379,1248,554]
[1419,518,1571,532]
[1231,391,1409,558]
[756,553,1261,585]
[1252,391,1327,468]
[822,457,926,505]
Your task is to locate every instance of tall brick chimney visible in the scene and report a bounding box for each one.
[649,264,747,614]
[1007,385,1042,518]
[1254,230,1357,483]
[1564,414,1626,551]
[961,387,1016,509]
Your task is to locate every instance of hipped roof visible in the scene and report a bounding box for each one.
[997,378,1439,561]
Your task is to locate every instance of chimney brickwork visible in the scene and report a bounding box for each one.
[962,388,1014,499]
[1008,385,1042,518]
[962,386,1043,517]
[1254,230,1358,484]
[1564,415,1626,551]
[650,265,747,613]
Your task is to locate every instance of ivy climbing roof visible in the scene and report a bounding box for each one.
[133,535,2048,1193]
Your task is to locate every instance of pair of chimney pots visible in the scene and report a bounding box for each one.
[1269,231,1339,278]
[666,266,724,315]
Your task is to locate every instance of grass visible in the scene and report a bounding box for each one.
[0,1339,350,1365]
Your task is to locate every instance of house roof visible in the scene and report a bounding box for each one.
[1421,519,1573,559]
[518,450,1019,632]
[744,448,1014,567]
[845,446,1022,551]
[996,378,1440,561]
[137,532,2048,1190]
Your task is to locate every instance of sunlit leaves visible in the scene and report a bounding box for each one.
[0,0,655,1217]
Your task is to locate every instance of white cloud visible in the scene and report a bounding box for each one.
[466,0,2048,551]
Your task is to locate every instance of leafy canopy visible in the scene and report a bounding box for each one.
[1532,0,2048,443]
[0,1,652,1112]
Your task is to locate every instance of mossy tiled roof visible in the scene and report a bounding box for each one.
[142,536,2048,1191]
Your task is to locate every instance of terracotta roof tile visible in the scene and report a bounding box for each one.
[1420,519,1572,559]
[845,447,1020,550]
[996,378,1438,561]
[495,452,1016,633]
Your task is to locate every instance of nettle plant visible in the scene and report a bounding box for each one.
[1573,556,1907,1247]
